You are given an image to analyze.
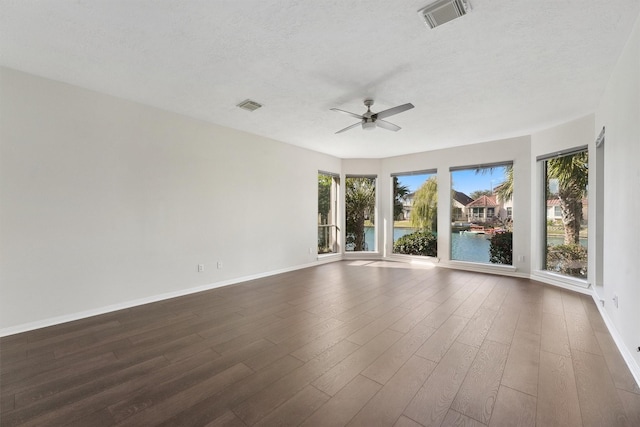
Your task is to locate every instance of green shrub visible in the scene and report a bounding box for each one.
[393,231,437,257]
[489,232,512,265]
[546,244,587,278]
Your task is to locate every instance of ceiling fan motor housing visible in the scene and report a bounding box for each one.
[362,121,376,130]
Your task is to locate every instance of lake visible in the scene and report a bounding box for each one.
[364,227,491,262]
[361,227,586,263]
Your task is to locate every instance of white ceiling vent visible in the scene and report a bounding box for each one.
[418,0,470,29]
[237,99,263,112]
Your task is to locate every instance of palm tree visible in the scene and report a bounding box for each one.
[345,177,375,251]
[493,153,588,244]
[494,165,513,203]
[547,152,588,244]
[411,176,438,231]
[393,177,410,220]
[317,174,332,224]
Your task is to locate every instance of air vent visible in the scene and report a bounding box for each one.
[237,99,263,112]
[418,0,470,29]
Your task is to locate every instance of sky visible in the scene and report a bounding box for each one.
[396,166,508,196]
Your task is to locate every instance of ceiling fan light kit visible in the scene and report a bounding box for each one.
[331,99,415,134]
[418,0,470,29]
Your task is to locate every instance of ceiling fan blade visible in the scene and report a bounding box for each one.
[375,119,401,132]
[331,108,364,120]
[374,103,414,120]
[335,122,362,134]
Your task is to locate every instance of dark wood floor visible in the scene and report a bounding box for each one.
[1,261,639,426]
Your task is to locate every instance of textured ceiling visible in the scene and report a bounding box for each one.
[1,1,638,158]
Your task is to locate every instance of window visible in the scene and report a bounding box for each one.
[345,176,376,252]
[318,172,339,254]
[391,171,437,257]
[539,148,588,279]
[451,163,513,264]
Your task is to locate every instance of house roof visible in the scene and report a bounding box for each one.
[547,198,588,206]
[453,191,474,206]
[467,195,498,207]
[1,1,638,158]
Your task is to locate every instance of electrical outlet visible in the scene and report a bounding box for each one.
[217,261,222,269]
[198,264,204,272]
[612,294,619,308]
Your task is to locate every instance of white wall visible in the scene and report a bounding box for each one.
[595,15,640,374]
[0,67,341,332]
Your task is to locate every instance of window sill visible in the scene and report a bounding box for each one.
[440,260,518,276]
[531,270,590,291]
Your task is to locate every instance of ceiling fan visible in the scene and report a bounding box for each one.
[331,99,414,134]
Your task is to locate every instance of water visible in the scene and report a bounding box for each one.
[360,227,587,264]
[357,227,413,251]
[365,227,491,263]
[362,227,490,261]
[451,231,491,263]
[547,236,587,248]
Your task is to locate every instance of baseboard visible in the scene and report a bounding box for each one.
[591,294,640,388]
[0,259,332,337]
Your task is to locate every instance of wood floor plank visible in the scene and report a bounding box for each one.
[594,331,640,394]
[537,350,582,427]
[253,385,330,427]
[515,303,542,336]
[389,299,440,334]
[155,355,304,427]
[480,282,510,312]
[289,313,374,363]
[345,307,408,346]
[565,310,602,356]
[572,349,629,427]
[488,385,536,427]
[312,329,402,396]
[441,409,487,427]
[561,291,587,315]
[2,349,220,427]
[450,340,510,424]
[394,415,425,427]
[203,410,247,427]
[542,287,565,315]
[453,279,495,319]
[500,329,540,397]
[114,363,254,427]
[403,342,478,427]
[484,306,519,345]
[232,338,359,425]
[540,311,571,357]
[415,314,468,363]
[300,375,381,427]
[617,388,640,426]
[361,321,435,385]
[348,355,436,426]
[456,307,498,349]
